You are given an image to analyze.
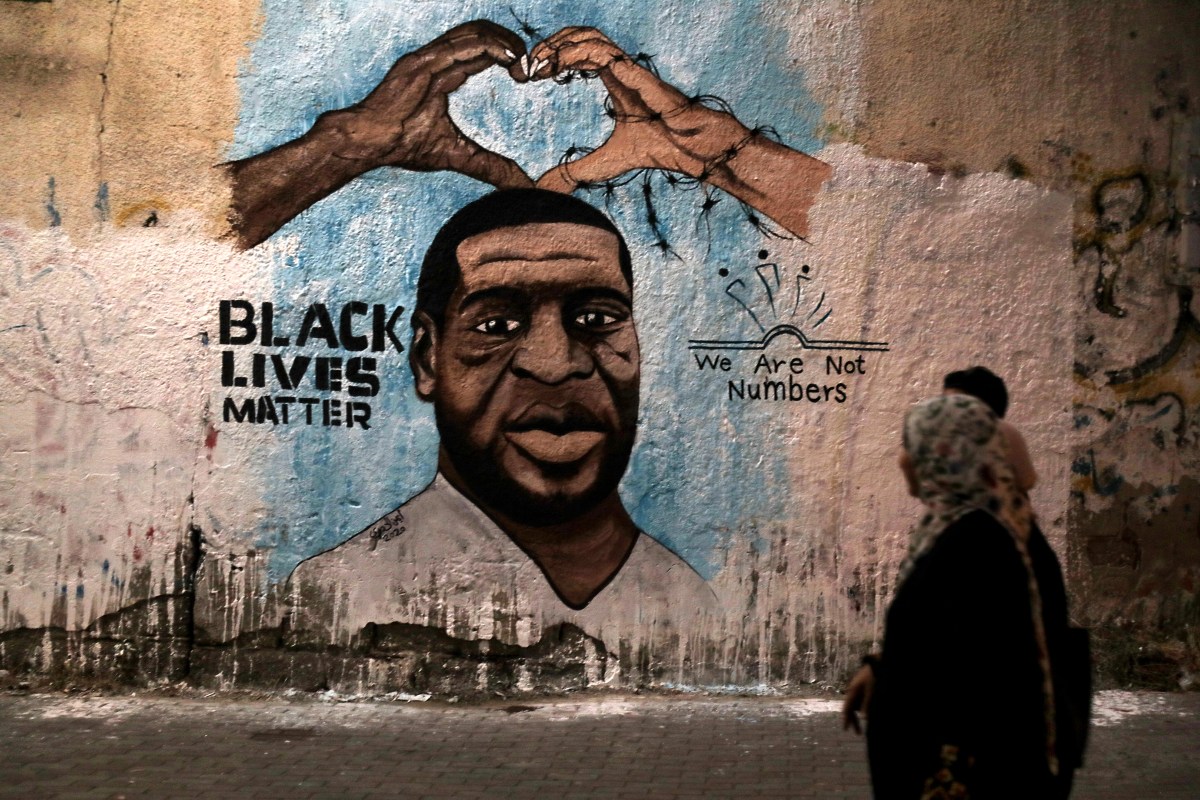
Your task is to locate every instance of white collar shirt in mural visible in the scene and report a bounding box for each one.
[283,475,717,660]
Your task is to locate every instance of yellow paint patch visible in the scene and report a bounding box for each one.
[114,199,172,229]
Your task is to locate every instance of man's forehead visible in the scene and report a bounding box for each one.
[455,222,626,292]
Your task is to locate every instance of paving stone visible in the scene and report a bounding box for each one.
[0,691,1197,798]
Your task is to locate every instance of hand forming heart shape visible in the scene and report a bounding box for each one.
[344,21,759,194]
[226,20,832,250]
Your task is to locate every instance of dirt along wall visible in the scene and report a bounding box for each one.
[0,0,1196,695]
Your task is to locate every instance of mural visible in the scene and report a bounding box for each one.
[210,16,834,654]
[1,0,1196,694]
[225,22,830,249]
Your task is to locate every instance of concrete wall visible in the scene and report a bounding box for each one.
[0,0,1196,694]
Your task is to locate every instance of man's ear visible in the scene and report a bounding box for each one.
[409,311,438,401]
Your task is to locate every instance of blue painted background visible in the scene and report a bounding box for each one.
[230,0,828,580]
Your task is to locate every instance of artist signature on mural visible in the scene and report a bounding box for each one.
[368,512,407,551]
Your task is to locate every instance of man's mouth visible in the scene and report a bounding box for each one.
[504,404,607,465]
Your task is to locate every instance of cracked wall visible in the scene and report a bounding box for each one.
[1,0,1197,694]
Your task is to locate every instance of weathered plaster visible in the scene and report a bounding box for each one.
[856,0,1199,185]
[0,0,1197,692]
[0,222,275,672]
[0,0,258,235]
[850,0,1200,687]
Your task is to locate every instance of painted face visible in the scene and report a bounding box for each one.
[424,222,640,526]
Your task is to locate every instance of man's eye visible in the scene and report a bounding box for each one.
[574,311,620,329]
[474,317,522,335]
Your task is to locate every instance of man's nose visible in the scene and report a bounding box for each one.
[511,310,594,384]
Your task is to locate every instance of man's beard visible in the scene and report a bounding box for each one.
[435,412,637,527]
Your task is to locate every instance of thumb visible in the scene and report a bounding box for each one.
[444,136,533,190]
[536,143,635,193]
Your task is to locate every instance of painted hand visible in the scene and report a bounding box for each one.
[332,20,534,189]
[527,27,752,192]
[227,20,536,249]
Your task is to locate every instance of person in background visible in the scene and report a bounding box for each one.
[942,366,1037,492]
[939,366,1090,779]
[843,395,1083,799]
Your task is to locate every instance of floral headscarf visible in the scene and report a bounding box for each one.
[900,394,1032,572]
[897,394,1058,775]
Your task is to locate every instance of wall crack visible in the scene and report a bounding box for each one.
[96,0,122,193]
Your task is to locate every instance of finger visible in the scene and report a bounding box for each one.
[596,68,646,120]
[531,28,689,116]
[432,37,523,80]
[422,21,526,82]
[529,38,646,117]
[529,26,607,64]
[536,40,681,123]
[505,55,532,84]
[381,47,513,108]
[531,30,622,78]
[538,38,623,76]
[435,19,526,60]
[431,52,517,95]
[606,56,692,115]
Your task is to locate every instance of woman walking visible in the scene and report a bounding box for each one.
[843,395,1081,799]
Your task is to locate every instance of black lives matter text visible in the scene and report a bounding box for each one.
[218,300,404,431]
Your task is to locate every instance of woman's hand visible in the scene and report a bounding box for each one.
[842,663,876,735]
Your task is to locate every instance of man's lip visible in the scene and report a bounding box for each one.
[506,403,607,434]
[504,430,606,464]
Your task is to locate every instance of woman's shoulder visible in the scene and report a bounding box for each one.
[932,510,1021,561]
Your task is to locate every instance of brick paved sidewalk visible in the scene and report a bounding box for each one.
[1,690,1196,799]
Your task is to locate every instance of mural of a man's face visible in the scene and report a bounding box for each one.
[413,221,640,526]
